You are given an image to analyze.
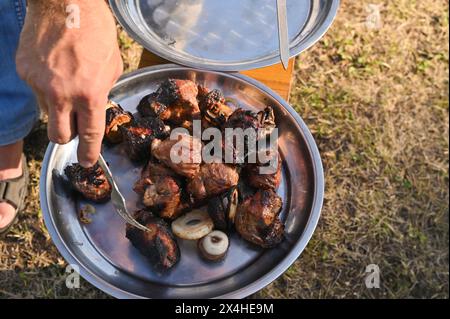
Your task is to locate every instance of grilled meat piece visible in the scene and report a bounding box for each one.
[197,84,210,101]
[133,161,178,194]
[143,180,186,220]
[121,124,152,161]
[64,162,112,202]
[222,108,261,164]
[245,152,282,190]
[223,108,261,131]
[257,106,276,138]
[137,79,200,127]
[133,162,188,220]
[121,117,170,161]
[187,163,239,203]
[151,134,202,178]
[235,189,284,248]
[137,92,168,119]
[126,209,180,270]
[207,187,239,231]
[207,196,228,230]
[201,89,225,106]
[104,101,133,144]
[200,89,233,129]
[246,161,282,190]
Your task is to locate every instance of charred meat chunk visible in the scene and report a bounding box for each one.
[133,161,178,194]
[222,108,261,164]
[257,106,276,138]
[121,117,170,161]
[207,187,239,231]
[137,92,168,119]
[121,124,152,161]
[235,189,284,248]
[151,134,202,178]
[187,163,239,204]
[104,101,133,144]
[223,108,261,131]
[137,79,200,127]
[201,89,225,108]
[126,209,180,270]
[245,152,282,190]
[197,84,210,101]
[143,180,186,220]
[133,162,188,220]
[200,89,233,129]
[64,162,112,202]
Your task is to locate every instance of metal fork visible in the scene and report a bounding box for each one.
[97,153,153,233]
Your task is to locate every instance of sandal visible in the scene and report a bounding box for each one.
[0,154,29,235]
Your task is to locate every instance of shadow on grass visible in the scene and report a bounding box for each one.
[24,120,49,162]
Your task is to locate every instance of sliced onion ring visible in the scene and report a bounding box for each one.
[171,210,214,240]
[198,230,229,261]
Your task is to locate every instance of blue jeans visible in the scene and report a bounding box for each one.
[0,0,38,146]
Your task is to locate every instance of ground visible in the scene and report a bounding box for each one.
[0,0,448,299]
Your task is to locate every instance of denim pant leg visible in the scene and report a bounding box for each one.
[0,0,38,146]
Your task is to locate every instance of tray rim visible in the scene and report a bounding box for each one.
[109,0,340,71]
[40,64,324,299]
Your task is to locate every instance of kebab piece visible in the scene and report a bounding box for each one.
[137,79,200,128]
[151,133,202,178]
[104,101,133,144]
[133,161,188,220]
[235,189,284,248]
[199,89,233,129]
[64,162,112,202]
[223,108,261,131]
[121,117,170,161]
[245,158,282,190]
[257,106,276,138]
[245,150,282,190]
[187,163,239,204]
[221,108,261,164]
[126,209,180,270]
[197,84,210,101]
[241,106,281,189]
[207,187,239,231]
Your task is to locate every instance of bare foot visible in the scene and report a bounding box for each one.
[0,141,24,229]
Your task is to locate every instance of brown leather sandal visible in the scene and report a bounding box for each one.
[0,154,29,235]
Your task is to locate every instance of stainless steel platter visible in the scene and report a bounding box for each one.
[40,65,324,299]
[110,0,340,71]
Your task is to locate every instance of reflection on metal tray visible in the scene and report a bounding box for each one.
[110,0,339,71]
[40,65,324,298]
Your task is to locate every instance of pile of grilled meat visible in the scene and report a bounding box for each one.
[64,79,284,270]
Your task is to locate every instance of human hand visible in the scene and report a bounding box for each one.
[16,0,123,167]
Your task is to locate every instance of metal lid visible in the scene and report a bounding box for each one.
[110,0,340,71]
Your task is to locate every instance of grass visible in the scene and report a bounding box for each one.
[0,0,448,299]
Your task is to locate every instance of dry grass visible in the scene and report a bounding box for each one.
[0,0,448,299]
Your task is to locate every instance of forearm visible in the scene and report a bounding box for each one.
[26,0,110,21]
[27,0,107,9]
[23,0,117,51]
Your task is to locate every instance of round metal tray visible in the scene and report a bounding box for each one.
[40,65,324,298]
[110,0,339,71]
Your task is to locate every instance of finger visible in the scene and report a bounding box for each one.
[47,106,76,144]
[76,98,106,168]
